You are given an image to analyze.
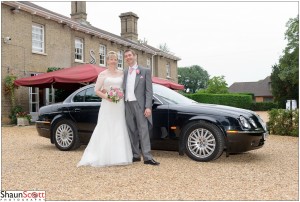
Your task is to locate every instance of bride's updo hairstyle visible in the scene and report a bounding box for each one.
[106,51,118,60]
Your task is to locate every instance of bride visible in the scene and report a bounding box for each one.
[77,51,133,167]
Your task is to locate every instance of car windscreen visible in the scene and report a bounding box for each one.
[153,84,196,104]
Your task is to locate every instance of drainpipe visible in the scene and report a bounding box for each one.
[151,53,156,76]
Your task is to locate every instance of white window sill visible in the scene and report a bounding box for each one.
[166,76,171,79]
[32,51,47,56]
[75,59,85,63]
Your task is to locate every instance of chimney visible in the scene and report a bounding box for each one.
[119,12,139,42]
[71,1,90,26]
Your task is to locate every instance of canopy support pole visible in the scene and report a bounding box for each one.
[51,84,55,103]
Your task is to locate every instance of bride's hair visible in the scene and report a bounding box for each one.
[106,51,118,60]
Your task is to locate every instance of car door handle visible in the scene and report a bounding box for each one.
[74,108,81,112]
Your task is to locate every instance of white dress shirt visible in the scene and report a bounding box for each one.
[126,63,138,101]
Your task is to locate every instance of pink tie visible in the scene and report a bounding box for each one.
[129,67,134,74]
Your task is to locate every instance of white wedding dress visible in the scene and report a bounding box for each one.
[77,75,133,167]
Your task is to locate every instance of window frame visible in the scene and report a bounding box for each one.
[99,44,106,66]
[166,62,171,79]
[147,58,151,68]
[75,37,84,62]
[117,50,124,70]
[32,23,45,53]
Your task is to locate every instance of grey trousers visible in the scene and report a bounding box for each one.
[125,101,153,161]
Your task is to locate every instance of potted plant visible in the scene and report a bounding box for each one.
[16,111,31,126]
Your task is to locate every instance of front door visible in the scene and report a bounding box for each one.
[29,86,39,122]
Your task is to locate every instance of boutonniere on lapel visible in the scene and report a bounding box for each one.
[136,69,140,75]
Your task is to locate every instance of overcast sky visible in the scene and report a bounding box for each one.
[33,1,298,86]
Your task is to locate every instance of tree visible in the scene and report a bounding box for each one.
[158,43,170,53]
[138,37,148,44]
[178,65,209,93]
[271,15,299,108]
[270,64,290,107]
[199,76,228,94]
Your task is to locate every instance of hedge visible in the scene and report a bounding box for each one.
[186,93,253,109]
[268,109,299,137]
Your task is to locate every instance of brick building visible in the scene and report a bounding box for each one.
[1,1,180,124]
[229,76,273,102]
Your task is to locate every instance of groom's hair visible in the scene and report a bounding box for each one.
[124,49,136,56]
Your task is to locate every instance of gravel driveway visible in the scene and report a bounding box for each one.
[1,125,298,201]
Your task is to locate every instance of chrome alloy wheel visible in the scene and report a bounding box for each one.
[55,124,74,148]
[187,128,216,158]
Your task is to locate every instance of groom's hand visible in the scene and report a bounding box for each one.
[144,108,151,117]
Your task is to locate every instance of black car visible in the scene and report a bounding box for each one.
[36,84,268,162]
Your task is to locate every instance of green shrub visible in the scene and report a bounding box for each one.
[251,102,279,111]
[186,93,252,109]
[9,105,23,124]
[268,109,299,136]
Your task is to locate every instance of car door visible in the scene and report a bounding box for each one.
[151,98,169,139]
[68,87,101,135]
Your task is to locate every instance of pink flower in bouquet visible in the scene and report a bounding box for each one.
[117,91,124,98]
[136,69,140,75]
[107,87,124,103]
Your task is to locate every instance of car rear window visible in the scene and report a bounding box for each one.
[73,90,85,102]
[85,87,101,102]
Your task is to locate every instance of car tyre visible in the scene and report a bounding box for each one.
[183,121,225,162]
[53,119,81,151]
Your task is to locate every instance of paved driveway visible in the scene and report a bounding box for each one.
[1,125,298,201]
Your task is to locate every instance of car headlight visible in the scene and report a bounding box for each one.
[249,118,257,128]
[239,116,251,129]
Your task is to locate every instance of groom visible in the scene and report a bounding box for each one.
[123,49,160,166]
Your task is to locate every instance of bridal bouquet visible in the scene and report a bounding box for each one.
[107,87,124,103]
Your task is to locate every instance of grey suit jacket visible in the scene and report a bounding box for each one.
[123,66,153,125]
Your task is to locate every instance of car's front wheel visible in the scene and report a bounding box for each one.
[53,120,80,151]
[183,121,225,162]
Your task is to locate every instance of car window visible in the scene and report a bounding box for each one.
[153,84,195,104]
[73,90,85,102]
[85,87,101,102]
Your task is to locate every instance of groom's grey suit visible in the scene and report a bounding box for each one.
[123,66,153,161]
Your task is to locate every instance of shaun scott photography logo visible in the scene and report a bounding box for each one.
[0,190,46,201]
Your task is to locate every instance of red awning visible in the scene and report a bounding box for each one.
[14,64,106,89]
[152,77,184,90]
[14,64,184,90]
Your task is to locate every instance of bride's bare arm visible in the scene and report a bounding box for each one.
[94,73,109,100]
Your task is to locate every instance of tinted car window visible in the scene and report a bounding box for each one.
[73,90,85,102]
[153,84,195,104]
[85,87,101,102]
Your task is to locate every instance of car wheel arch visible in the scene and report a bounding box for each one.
[50,115,75,143]
[178,119,228,158]
[51,118,81,151]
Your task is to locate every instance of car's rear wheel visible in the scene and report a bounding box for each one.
[183,121,225,162]
[53,120,80,151]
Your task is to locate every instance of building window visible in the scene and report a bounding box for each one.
[118,50,124,70]
[263,97,273,102]
[99,45,106,66]
[32,23,44,53]
[166,62,171,78]
[146,58,151,68]
[75,37,83,62]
